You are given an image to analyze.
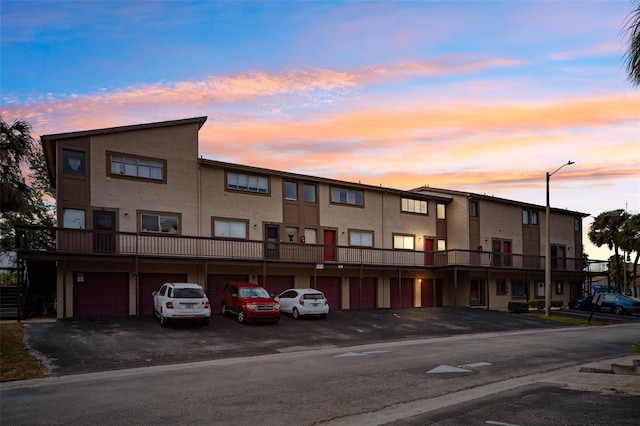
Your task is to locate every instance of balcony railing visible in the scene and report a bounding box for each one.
[15,226,603,273]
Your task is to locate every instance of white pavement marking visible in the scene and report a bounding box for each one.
[335,350,391,358]
[461,362,492,368]
[427,365,473,374]
[486,421,521,426]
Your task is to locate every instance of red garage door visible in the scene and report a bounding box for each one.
[349,277,377,309]
[421,278,435,307]
[139,273,188,316]
[73,272,129,317]
[314,276,341,311]
[259,275,294,297]
[207,274,249,313]
[390,278,414,308]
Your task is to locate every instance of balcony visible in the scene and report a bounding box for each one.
[15,226,602,273]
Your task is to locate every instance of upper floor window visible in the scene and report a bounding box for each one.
[213,219,247,239]
[437,203,446,219]
[63,149,86,175]
[109,152,165,182]
[350,230,374,247]
[227,172,269,194]
[284,181,298,200]
[304,184,317,203]
[469,200,478,217]
[331,187,363,206]
[393,234,415,250]
[574,218,581,232]
[401,198,428,215]
[141,212,179,234]
[63,209,85,229]
[523,209,539,225]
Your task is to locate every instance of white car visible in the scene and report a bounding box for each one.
[152,282,211,327]
[275,289,329,319]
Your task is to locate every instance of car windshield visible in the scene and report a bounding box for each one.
[303,293,325,300]
[240,287,270,298]
[172,288,205,298]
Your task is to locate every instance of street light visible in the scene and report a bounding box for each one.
[545,161,574,317]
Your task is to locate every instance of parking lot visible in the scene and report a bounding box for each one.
[23,307,639,376]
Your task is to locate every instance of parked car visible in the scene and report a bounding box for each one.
[221,282,281,324]
[275,288,329,319]
[152,282,211,327]
[569,295,595,311]
[598,293,640,315]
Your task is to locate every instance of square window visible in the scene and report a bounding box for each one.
[285,181,298,200]
[63,149,85,175]
[304,184,317,203]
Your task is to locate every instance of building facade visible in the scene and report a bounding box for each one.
[16,116,599,318]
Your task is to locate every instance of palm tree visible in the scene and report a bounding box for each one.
[0,119,35,213]
[589,210,629,290]
[623,1,640,86]
[619,213,640,296]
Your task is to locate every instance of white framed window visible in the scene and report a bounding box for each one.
[227,172,269,194]
[437,239,447,251]
[331,187,363,206]
[141,213,179,234]
[63,209,85,229]
[284,181,298,200]
[110,153,164,181]
[401,198,428,215]
[350,230,373,247]
[304,184,317,203]
[304,228,317,244]
[393,234,414,250]
[214,219,247,239]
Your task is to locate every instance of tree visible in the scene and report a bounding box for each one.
[619,213,640,296]
[0,118,56,257]
[588,209,629,291]
[623,1,640,86]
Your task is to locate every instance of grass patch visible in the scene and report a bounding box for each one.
[0,321,46,382]
[526,313,607,326]
[633,341,640,355]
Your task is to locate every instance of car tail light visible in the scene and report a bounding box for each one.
[299,299,305,306]
[204,301,210,309]
[166,301,174,309]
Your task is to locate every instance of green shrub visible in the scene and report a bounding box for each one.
[508,301,530,313]
[529,300,545,310]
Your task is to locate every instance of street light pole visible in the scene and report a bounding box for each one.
[545,161,574,317]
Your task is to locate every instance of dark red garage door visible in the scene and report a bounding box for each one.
[314,276,341,311]
[349,277,377,309]
[390,278,414,308]
[421,278,435,307]
[73,272,129,316]
[207,274,249,313]
[139,273,188,316]
[259,275,294,297]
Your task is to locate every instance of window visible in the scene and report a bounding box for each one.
[63,149,86,175]
[401,198,427,215]
[227,172,269,194]
[141,213,179,234]
[284,181,298,200]
[512,280,527,298]
[496,279,507,295]
[437,203,446,219]
[574,218,581,232]
[304,184,317,203]
[331,187,363,206]
[350,230,373,247]
[523,209,539,225]
[437,239,446,251]
[213,219,247,239]
[63,209,85,229]
[469,200,478,217]
[555,280,563,295]
[304,228,317,244]
[393,234,414,250]
[285,226,299,242]
[110,153,164,181]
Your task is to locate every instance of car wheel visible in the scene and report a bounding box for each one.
[160,314,168,327]
[292,308,300,319]
[614,306,624,315]
[237,309,245,324]
[221,304,228,316]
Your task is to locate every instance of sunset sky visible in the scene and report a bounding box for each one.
[2,1,638,260]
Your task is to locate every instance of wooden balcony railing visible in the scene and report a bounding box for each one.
[15,226,604,273]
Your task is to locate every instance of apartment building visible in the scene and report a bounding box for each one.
[15,116,595,318]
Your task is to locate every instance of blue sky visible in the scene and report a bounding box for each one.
[1,0,639,260]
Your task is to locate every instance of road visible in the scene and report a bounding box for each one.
[2,322,639,425]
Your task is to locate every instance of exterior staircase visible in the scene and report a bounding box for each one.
[0,286,19,320]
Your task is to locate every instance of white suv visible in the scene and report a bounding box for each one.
[275,288,329,319]
[152,282,211,327]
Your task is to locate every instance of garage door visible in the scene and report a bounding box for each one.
[73,272,129,317]
[349,277,377,309]
[390,278,414,308]
[259,275,294,297]
[139,273,188,316]
[421,278,435,307]
[207,274,249,313]
[314,276,341,310]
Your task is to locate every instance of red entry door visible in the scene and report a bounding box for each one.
[323,230,336,261]
[424,238,435,265]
